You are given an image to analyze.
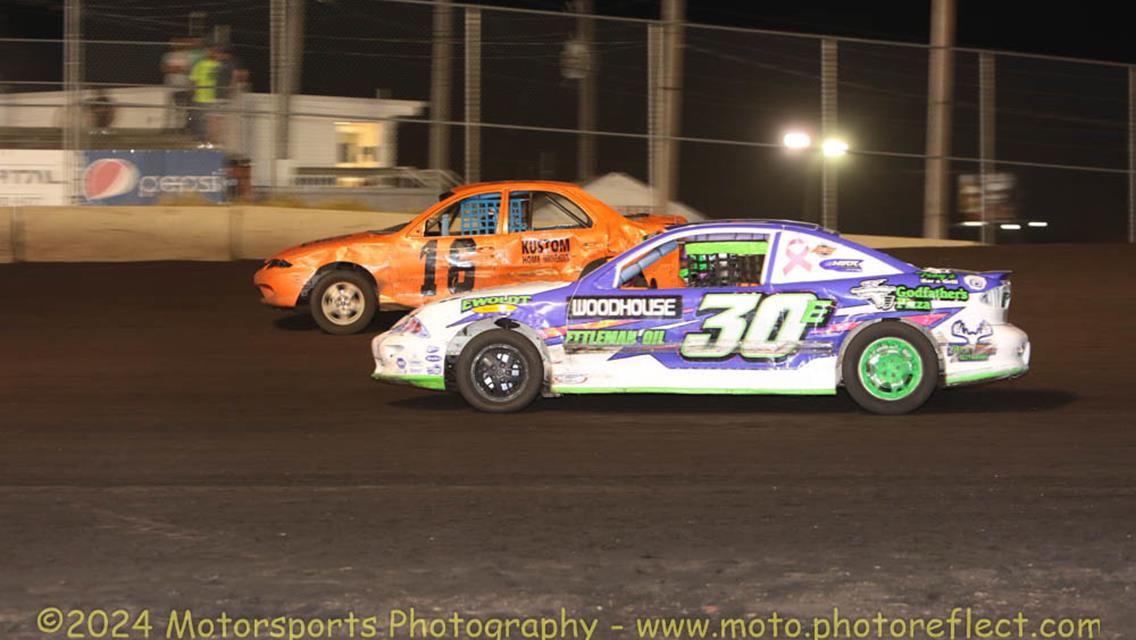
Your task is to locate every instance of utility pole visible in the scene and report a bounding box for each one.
[269,0,303,190]
[1129,67,1136,243]
[428,0,453,172]
[653,0,684,216]
[979,52,995,244]
[464,7,482,183]
[922,0,956,238]
[575,0,596,181]
[820,38,838,230]
[63,0,81,203]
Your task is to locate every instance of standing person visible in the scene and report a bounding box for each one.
[188,44,221,145]
[212,45,249,150]
[160,38,192,131]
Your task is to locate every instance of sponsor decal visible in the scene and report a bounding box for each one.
[568,296,682,320]
[819,258,862,273]
[565,328,667,348]
[964,274,988,291]
[850,279,898,311]
[918,270,959,284]
[425,354,442,363]
[949,319,996,361]
[521,237,571,264]
[0,169,62,185]
[82,150,226,205]
[83,158,139,201]
[811,243,837,257]
[395,357,407,371]
[426,365,443,375]
[894,284,969,311]
[781,238,813,275]
[460,294,534,313]
[426,346,441,354]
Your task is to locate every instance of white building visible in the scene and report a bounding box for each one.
[0,86,427,188]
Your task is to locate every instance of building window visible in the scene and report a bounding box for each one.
[335,122,381,167]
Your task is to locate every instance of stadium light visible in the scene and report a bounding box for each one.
[1028,221,1048,228]
[783,131,812,150]
[1000,223,1022,230]
[821,138,849,157]
[961,221,985,227]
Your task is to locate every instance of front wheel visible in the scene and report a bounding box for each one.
[310,271,377,335]
[455,329,544,413]
[842,322,938,415]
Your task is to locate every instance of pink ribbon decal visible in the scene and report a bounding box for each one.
[782,238,813,275]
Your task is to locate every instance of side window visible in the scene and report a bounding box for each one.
[421,193,502,237]
[617,235,769,290]
[680,239,767,288]
[507,191,591,233]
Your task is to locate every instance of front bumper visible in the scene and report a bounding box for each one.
[942,322,1030,387]
[253,265,309,308]
[370,331,447,391]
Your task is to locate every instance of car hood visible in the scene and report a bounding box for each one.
[271,227,401,262]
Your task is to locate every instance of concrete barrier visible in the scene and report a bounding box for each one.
[0,206,416,263]
[0,206,976,264]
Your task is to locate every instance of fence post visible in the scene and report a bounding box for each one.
[923,0,956,239]
[647,23,662,198]
[63,0,82,204]
[979,52,996,244]
[464,7,481,184]
[821,38,838,231]
[1129,66,1135,244]
[429,0,453,173]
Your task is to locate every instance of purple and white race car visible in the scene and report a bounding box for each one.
[371,220,1029,414]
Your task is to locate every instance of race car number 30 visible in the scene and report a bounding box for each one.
[681,292,834,359]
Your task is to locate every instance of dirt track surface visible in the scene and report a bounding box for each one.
[1,245,1134,638]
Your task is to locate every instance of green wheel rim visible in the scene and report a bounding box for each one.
[858,337,923,401]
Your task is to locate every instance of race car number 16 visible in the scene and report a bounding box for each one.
[680,292,834,359]
[420,239,477,297]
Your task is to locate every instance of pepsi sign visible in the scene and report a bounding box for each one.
[82,150,226,205]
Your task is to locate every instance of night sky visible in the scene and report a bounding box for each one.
[2,1,1134,240]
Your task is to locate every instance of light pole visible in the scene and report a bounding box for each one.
[782,131,849,225]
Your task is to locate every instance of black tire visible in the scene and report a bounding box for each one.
[309,270,377,335]
[455,329,544,413]
[842,322,938,415]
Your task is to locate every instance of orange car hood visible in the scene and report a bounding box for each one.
[272,226,404,262]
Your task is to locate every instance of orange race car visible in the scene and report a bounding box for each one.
[254,181,683,334]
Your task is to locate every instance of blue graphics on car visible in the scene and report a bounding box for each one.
[371,221,1029,414]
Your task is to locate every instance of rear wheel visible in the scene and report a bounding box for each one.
[455,329,543,413]
[843,322,938,415]
[310,271,377,335]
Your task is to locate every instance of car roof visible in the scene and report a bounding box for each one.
[665,219,836,234]
[447,180,580,195]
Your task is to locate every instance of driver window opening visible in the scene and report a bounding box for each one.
[618,235,769,290]
[506,191,591,233]
[422,193,502,237]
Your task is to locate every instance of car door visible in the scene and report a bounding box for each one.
[562,231,822,393]
[402,191,506,306]
[499,189,609,282]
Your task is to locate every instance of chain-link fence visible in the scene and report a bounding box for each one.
[0,0,1132,241]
